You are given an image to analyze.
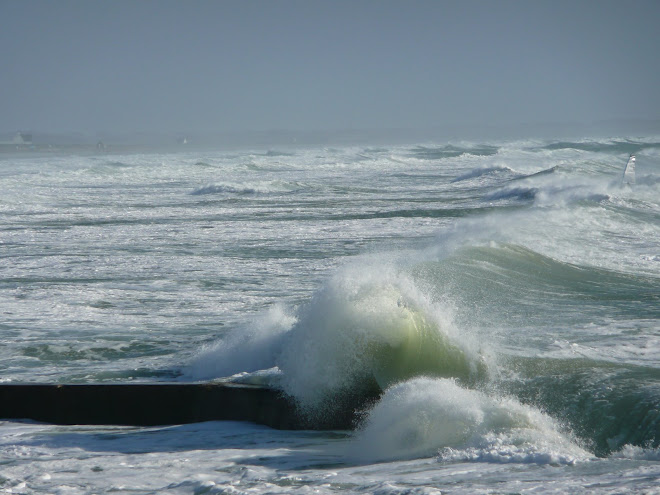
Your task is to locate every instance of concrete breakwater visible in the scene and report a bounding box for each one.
[0,383,327,429]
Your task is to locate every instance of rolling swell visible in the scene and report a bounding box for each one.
[413,244,660,321]
[411,144,499,160]
[502,356,660,456]
[318,205,513,221]
[451,166,515,182]
[540,140,660,155]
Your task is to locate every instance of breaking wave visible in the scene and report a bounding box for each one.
[349,377,589,464]
[276,263,487,422]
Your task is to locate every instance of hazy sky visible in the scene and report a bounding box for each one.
[2,0,659,134]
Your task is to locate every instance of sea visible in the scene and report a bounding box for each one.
[0,135,659,494]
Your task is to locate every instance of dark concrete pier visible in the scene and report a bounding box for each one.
[0,383,312,429]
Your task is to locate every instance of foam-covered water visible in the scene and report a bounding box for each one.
[1,136,659,493]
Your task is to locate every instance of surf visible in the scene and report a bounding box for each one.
[275,261,488,422]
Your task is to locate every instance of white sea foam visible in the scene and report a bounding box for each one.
[349,377,589,464]
[613,445,660,461]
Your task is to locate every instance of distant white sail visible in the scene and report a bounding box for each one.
[622,154,636,185]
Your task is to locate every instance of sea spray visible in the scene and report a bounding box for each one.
[186,249,494,423]
[276,260,487,423]
[188,303,295,381]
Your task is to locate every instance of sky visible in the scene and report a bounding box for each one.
[2,0,660,135]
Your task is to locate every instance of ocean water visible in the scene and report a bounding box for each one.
[1,136,659,493]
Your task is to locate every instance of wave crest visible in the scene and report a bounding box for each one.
[349,377,589,463]
[277,264,486,422]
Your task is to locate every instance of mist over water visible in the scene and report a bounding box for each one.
[1,135,659,493]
